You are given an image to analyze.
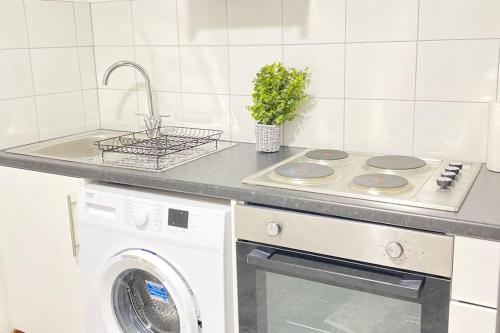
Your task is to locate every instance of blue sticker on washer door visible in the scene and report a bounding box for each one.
[145,280,169,302]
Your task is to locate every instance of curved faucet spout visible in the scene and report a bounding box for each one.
[102,61,159,133]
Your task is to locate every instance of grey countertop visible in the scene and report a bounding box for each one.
[1,143,499,241]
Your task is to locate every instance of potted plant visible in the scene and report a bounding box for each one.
[247,63,309,152]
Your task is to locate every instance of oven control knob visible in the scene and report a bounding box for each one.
[449,162,464,170]
[436,177,453,189]
[266,222,281,237]
[445,166,460,175]
[385,242,404,259]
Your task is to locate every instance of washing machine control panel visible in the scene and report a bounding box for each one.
[81,186,229,252]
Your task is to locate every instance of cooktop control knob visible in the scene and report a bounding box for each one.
[437,177,453,189]
[266,222,281,237]
[445,166,460,175]
[441,171,456,180]
[449,162,463,170]
[385,242,404,259]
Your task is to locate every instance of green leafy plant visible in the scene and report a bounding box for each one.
[247,63,309,126]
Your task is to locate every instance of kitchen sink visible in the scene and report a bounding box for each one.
[7,129,236,172]
[7,130,126,164]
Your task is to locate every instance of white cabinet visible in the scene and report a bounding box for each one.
[452,236,500,308]
[448,301,497,333]
[0,253,11,333]
[0,167,85,333]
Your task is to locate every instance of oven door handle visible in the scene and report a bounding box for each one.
[247,248,424,299]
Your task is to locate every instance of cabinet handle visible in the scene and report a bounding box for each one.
[66,195,79,258]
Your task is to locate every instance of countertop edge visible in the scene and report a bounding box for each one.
[1,150,499,242]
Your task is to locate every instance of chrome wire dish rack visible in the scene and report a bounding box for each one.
[95,126,223,170]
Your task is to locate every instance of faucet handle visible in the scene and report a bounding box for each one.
[136,113,162,137]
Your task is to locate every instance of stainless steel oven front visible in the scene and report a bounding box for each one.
[235,204,454,333]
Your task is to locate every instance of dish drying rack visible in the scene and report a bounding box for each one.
[95,126,223,170]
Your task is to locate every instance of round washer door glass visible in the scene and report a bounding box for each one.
[113,269,180,333]
[100,250,200,333]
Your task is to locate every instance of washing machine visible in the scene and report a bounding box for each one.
[78,182,233,333]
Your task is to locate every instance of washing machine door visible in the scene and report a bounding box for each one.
[100,249,200,333]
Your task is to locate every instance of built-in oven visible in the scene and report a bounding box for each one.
[235,204,454,333]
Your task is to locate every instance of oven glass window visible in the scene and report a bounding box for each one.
[259,271,422,333]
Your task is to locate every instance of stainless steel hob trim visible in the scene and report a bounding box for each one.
[242,150,482,212]
[235,204,454,277]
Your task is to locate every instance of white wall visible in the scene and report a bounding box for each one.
[91,0,500,161]
[0,0,100,150]
[0,0,498,162]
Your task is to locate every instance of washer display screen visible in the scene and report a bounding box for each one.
[168,209,189,229]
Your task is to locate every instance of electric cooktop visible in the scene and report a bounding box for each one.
[243,149,482,211]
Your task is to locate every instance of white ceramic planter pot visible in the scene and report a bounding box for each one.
[255,123,280,152]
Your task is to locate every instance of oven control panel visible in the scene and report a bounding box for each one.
[235,204,454,277]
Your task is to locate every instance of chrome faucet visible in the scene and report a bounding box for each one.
[102,61,161,136]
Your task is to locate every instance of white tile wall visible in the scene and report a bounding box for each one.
[0,0,29,49]
[91,2,133,46]
[419,0,500,40]
[345,100,414,155]
[134,46,181,92]
[94,46,136,90]
[30,48,81,95]
[36,91,86,140]
[346,0,419,42]
[416,40,499,102]
[178,0,227,46]
[24,0,77,48]
[87,0,500,161]
[284,44,344,99]
[2,1,493,160]
[285,99,344,149]
[414,102,489,161]
[283,0,345,44]
[229,46,282,96]
[182,93,231,140]
[98,89,139,131]
[228,0,282,45]
[346,42,417,100]
[0,98,38,150]
[180,46,229,94]
[0,1,98,149]
[132,0,178,46]
[0,49,34,100]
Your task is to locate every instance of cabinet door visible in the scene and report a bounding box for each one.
[452,236,500,308]
[0,167,84,333]
[0,253,11,333]
[448,301,497,333]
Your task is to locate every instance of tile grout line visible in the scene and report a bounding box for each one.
[225,0,232,142]
[72,2,88,131]
[342,0,347,151]
[175,0,184,125]
[84,89,493,104]
[21,0,41,142]
[56,36,500,50]
[1,36,499,53]
[88,2,102,130]
[412,0,421,156]
[129,0,141,130]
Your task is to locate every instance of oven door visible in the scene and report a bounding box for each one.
[237,241,450,333]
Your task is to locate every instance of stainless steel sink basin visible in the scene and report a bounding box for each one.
[8,130,126,163]
[7,129,237,172]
